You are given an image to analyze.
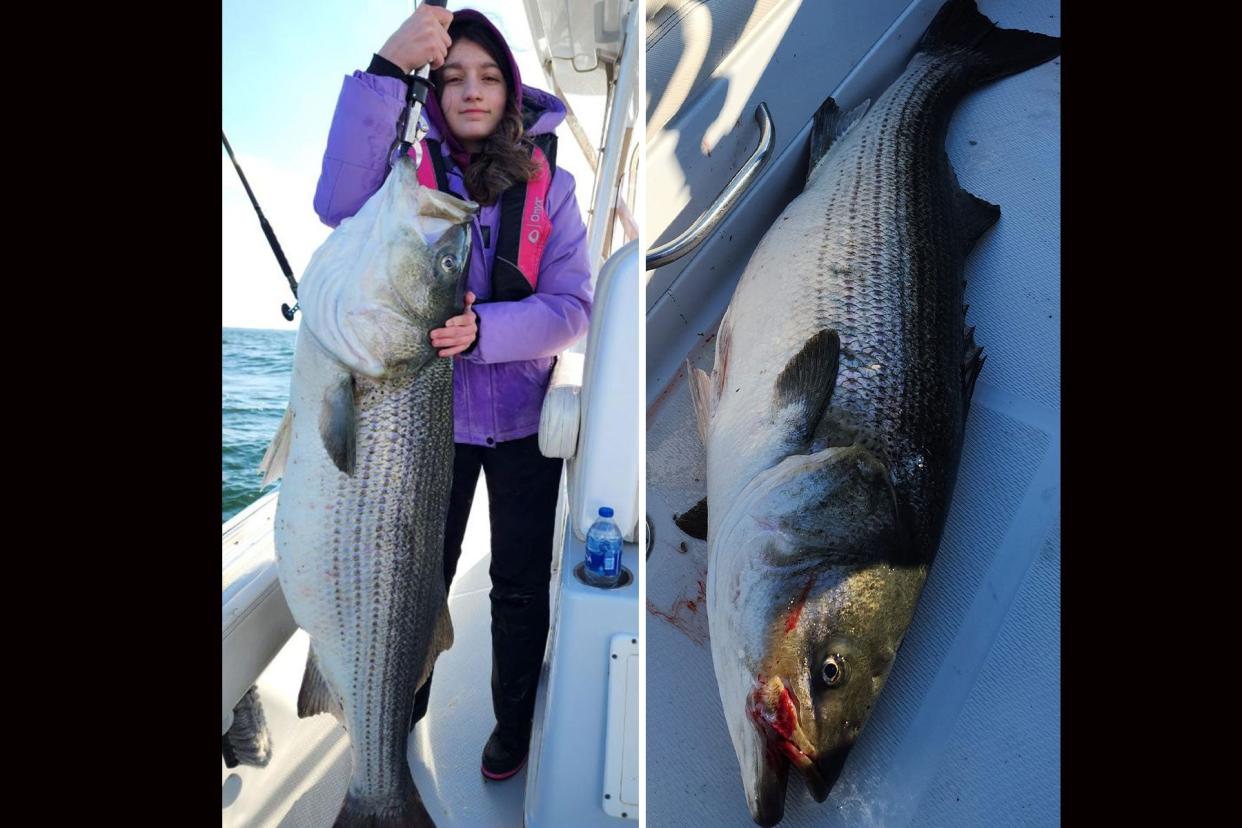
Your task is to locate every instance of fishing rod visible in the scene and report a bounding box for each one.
[392,0,448,168]
[225,0,447,320]
[221,129,300,322]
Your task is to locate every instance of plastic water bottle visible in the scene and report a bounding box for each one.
[584,506,623,588]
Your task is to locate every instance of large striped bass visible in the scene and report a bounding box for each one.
[260,153,476,827]
[685,2,1059,823]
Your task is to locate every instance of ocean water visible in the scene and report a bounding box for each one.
[222,326,297,523]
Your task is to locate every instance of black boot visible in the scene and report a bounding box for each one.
[476,437,561,781]
[481,722,531,780]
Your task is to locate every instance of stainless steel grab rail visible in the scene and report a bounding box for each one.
[645,102,775,270]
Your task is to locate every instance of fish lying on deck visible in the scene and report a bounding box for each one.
[684,1,1060,823]
[260,150,476,827]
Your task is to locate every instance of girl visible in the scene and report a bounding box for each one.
[313,4,592,781]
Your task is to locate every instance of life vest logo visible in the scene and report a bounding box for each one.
[526,197,545,245]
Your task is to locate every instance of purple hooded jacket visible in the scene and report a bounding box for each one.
[313,10,593,448]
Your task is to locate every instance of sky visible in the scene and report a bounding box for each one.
[222,0,602,330]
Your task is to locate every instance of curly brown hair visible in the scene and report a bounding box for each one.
[432,20,539,206]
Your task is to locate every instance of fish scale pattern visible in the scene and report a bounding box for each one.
[286,360,456,817]
[802,50,984,565]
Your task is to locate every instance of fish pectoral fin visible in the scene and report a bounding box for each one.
[955,186,1001,257]
[775,329,841,442]
[257,407,293,487]
[688,363,716,446]
[674,497,709,540]
[297,642,345,724]
[807,96,870,184]
[319,375,358,476]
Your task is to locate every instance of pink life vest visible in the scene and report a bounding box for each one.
[409,136,556,300]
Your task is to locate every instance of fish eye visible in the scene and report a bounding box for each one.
[822,655,846,687]
[440,254,459,273]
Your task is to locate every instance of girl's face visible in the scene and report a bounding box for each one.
[438,38,507,151]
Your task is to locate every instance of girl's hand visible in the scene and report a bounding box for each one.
[378,4,453,73]
[430,291,478,357]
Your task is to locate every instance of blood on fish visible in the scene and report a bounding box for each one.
[746,684,770,731]
[748,676,810,766]
[781,740,813,767]
[773,683,798,739]
[784,575,816,633]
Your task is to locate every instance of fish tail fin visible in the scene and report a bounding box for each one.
[258,407,293,487]
[918,0,1060,86]
[222,685,273,768]
[333,784,435,828]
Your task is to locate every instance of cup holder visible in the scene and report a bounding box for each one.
[573,562,633,589]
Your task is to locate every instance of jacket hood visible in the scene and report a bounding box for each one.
[424,8,565,165]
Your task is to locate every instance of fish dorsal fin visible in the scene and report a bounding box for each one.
[258,407,293,487]
[807,97,871,184]
[297,642,345,724]
[955,185,1001,257]
[319,375,358,476]
[774,329,841,441]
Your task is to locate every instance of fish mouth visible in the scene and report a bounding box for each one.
[747,676,829,802]
[745,675,834,804]
[749,676,817,765]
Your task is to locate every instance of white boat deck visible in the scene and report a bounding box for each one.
[644,0,1059,825]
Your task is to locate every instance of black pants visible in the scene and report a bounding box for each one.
[410,434,563,735]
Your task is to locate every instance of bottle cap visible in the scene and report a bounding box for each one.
[599,506,614,518]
